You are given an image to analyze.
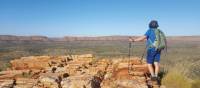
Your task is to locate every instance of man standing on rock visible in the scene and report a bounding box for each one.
[129,20,167,81]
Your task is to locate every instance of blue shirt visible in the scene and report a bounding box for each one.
[144,28,156,48]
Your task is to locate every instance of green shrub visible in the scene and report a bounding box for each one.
[16,72,32,78]
[0,62,11,71]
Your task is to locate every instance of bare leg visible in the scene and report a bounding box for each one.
[147,64,155,77]
[154,62,160,77]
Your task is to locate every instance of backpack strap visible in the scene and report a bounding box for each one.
[147,29,158,49]
[148,38,154,48]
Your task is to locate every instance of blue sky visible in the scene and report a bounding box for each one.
[0,0,199,37]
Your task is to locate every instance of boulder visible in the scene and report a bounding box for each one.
[61,75,103,88]
[34,76,59,88]
[61,75,92,88]
[0,79,15,88]
[10,56,51,70]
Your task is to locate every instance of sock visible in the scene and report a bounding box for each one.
[150,73,155,77]
[155,74,158,77]
[151,74,156,78]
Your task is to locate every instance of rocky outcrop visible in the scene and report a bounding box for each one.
[0,54,156,88]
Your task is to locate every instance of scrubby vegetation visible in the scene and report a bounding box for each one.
[192,79,200,88]
[0,40,199,87]
[162,71,191,88]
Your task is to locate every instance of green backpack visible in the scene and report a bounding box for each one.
[149,29,167,51]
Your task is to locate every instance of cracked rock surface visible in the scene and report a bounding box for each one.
[0,54,156,88]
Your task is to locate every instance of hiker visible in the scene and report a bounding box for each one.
[129,20,167,81]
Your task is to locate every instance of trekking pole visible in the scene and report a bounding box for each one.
[140,45,146,64]
[128,37,132,75]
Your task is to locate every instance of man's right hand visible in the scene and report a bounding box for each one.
[129,38,134,42]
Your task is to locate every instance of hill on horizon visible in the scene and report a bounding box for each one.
[0,35,200,42]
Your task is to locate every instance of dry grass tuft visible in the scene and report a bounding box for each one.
[162,70,192,88]
[192,79,200,88]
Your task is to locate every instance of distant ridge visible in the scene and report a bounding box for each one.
[0,35,200,42]
[0,35,134,41]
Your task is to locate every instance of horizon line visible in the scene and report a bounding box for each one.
[0,34,200,38]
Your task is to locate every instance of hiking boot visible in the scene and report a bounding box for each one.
[156,76,161,85]
[151,76,157,81]
[156,76,160,81]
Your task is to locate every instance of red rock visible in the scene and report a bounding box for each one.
[0,54,154,88]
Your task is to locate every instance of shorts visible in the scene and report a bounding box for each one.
[146,48,161,64]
